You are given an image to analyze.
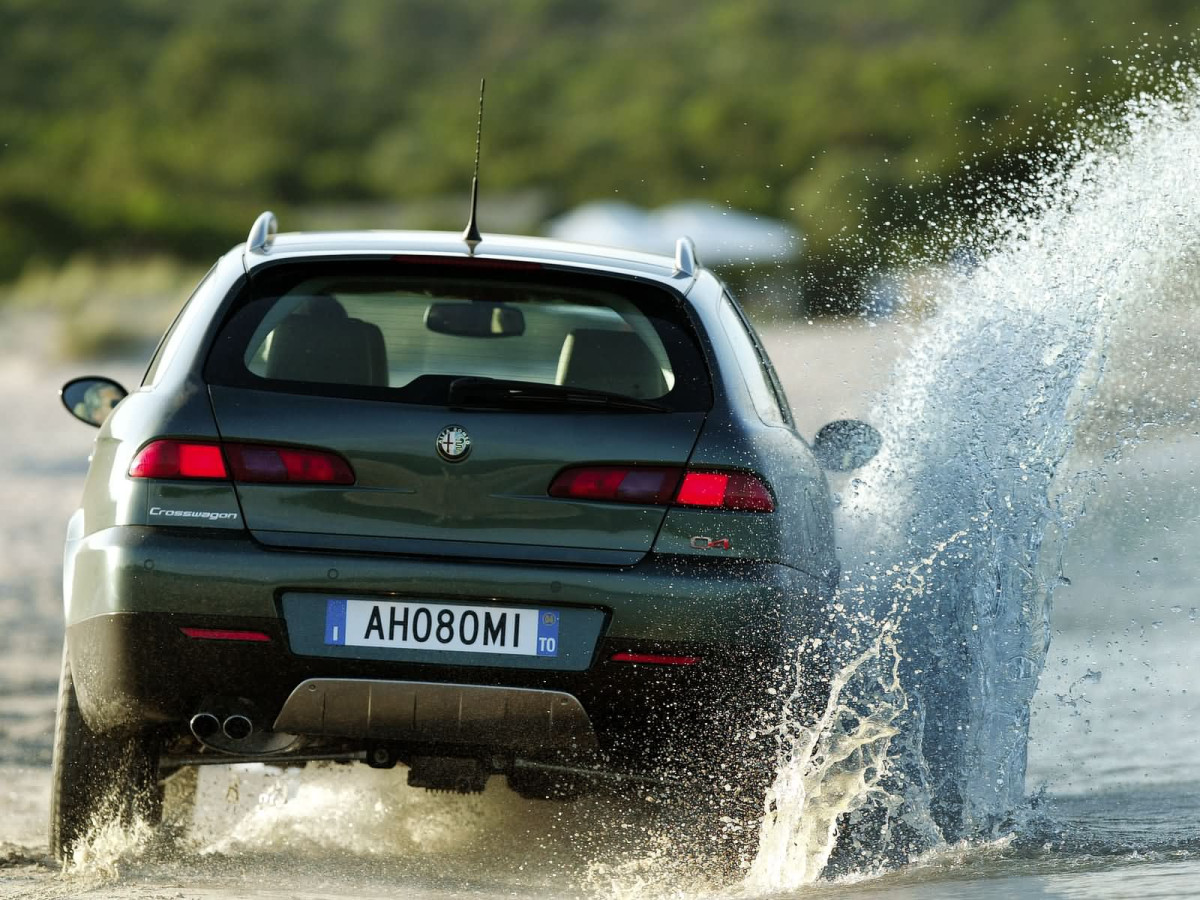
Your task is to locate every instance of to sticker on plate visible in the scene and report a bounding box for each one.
[323,598,559,657]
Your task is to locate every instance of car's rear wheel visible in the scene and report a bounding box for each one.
[49,645,163,862]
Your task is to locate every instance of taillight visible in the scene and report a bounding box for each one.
[548,466,681,504]
[129,441,228,479]
[225,444,354,485]
[676,471,775,512]
[129,440,354,485]
[548,465,774,512]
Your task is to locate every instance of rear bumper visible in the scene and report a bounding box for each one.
[65,525,833,765]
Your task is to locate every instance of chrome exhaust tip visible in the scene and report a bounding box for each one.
[222,714,253,741]
[190,712,221,741]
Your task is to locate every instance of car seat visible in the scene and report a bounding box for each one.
[265,296,388,386]
[555,328,667,398]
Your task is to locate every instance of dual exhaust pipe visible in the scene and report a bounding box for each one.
[190,711,254,744]
[186,705,300,757]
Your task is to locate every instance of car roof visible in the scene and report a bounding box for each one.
[242,228,698,285]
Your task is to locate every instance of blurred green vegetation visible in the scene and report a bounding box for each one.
[2,0,1199,316]
[0,254,204,357]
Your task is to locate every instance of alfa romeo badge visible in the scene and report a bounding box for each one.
[436,425,471,461]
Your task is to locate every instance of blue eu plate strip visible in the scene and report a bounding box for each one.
[536,610,560,657]
[324,598,347,645]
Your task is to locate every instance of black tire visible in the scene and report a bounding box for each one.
[49,645,163,862]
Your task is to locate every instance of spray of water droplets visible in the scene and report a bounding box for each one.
[749,68,1200,891]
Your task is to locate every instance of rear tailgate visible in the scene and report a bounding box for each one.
[203,260,712,564]
[208,385,705,563]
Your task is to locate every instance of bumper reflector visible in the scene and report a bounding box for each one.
[180,627,271,643]
[610,652,699,666]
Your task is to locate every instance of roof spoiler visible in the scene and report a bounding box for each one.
[674,236,698,277]
[246,211,278,255]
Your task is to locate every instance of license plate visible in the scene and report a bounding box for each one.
[323,598,560,658]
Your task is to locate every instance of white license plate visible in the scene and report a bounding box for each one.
[323,598,560,658]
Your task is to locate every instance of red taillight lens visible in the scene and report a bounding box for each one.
[548,466,682,505]
[180,627,271,642]
[724,474,775,511]
[130,440,354,485]
[129,441,228,479]
[674,472,728,507]
[278,447,353,484]
[223,444,287,482]
[225,444,354,485]
[549,465,774,512]
[610,652,700,666]
[676,471,775,512]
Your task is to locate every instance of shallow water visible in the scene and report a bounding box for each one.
[1,321,1198,898]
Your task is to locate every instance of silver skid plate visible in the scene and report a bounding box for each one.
[273,678,598,750]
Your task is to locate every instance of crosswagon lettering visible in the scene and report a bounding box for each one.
[148,506,238,521]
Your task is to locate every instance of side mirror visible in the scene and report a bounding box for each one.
[61,376,128,428]
[425,301,525,338]
[812,419,881,472]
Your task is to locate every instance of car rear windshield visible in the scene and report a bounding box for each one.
[204,261,712,411]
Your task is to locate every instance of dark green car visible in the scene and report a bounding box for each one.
[52,214,878,863]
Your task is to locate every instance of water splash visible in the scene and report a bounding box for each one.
[751,69,1200,889]
[749,630,908,887]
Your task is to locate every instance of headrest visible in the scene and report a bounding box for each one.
[555,328,667,399]
[292,295,349,318]
[265,300,388,386]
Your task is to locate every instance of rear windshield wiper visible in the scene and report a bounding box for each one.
[448,377,668,412]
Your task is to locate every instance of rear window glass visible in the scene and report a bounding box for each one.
[205,261,711,411]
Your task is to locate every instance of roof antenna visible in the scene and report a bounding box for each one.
[462,78,485,255]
